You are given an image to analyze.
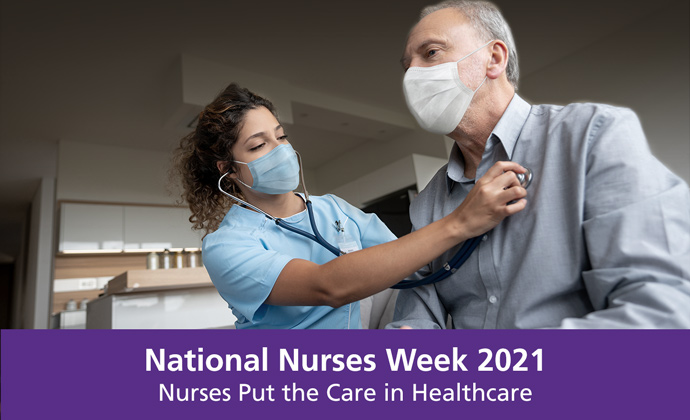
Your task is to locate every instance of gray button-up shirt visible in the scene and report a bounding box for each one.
[388,94,690,329]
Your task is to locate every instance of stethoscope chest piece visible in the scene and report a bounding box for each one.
[516,167,533,189]
[392,165,535,290]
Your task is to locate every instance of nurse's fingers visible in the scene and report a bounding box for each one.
[504,198,527,215]
[497,184,527,204]
[477,161,525,186]
[491,170,523,190]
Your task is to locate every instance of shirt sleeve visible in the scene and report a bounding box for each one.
[386,204,448,329]
[202,229,293,323]
[560,106,690,328]
[328,194,447,328]
[326,195,397,248]
[386,269,449,329]
[373,175,451,329]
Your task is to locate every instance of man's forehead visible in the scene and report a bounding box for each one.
[406,8,475,50]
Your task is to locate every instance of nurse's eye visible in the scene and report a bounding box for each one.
[278,135,289,141]
[249,143,265,151]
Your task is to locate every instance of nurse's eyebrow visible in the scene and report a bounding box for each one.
[242,125,283,144]
[243,131,266,144]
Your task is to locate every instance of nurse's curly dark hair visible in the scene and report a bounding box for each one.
[171,83,278,236]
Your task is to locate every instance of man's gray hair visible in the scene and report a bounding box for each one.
[421,1,519,88]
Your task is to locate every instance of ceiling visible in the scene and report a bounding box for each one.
[0,0,675,258]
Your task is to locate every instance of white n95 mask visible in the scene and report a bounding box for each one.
[403,40,493,135]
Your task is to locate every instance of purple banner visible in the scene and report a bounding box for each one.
[2,330,688,419]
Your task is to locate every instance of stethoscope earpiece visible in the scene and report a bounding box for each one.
[217,155,341,258]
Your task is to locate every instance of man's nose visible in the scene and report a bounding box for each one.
[408,57,424,68]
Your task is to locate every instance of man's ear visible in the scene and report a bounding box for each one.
[486,40,509,80]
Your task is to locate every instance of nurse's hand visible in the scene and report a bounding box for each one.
[451,161,527,239]
[269,161,527,308]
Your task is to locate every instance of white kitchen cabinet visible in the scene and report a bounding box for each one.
[86,287,235,329]
[58,203,202,252]
[51,309,87,329]
[123,206,202,250]
[59,203,124,251]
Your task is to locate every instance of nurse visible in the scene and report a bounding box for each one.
[172,83,527,329]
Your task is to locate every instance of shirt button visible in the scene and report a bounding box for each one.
[488,295,498,304]
[482,235,488,241]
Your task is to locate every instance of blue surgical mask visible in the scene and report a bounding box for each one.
[232,144,300,195]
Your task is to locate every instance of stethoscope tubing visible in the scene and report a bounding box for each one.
[218,150,341,258]
[274,201,341,257]
[218,152,531,291]
[391,235,481,289]
[390,167,532,289]
[306,201,342,256]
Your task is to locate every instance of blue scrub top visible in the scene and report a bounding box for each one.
[202,194,397,329]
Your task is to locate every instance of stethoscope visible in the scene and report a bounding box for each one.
[218,152,349,327]
[218,151,532,290]
[218,152,342,257]
[391,168,532,289]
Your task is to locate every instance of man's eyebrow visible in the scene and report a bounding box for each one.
[417,39,446,52]
[400,39,447,70]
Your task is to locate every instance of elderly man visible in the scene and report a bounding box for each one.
[387,0,690,328]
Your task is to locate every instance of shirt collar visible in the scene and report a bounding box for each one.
[446,94,531,192]
[491,93,531,161]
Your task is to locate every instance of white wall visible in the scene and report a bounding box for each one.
[412,154,448,191]
[57,140,176,204]
[519,0,690,183]
[11,216,27,329]
[329,154,447,208]
[0,138,57,260]
[22,177,55,328]
[164,55,417,133]
[330,155,418,208]
[316,129,447,195]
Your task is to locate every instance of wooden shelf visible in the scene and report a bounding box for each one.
[55,253,147,279]
[53,290,103,314]
[105,267,212,295]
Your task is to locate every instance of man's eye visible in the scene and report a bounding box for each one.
[426,49,438,58]
[250,143,265,151]
[278,135,289,141]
